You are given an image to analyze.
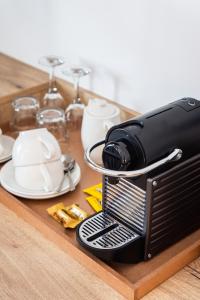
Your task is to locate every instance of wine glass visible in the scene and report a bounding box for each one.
[39,55,65,109]
[62,66,91,130]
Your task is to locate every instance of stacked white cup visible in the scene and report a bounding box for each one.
[12,128,64,192]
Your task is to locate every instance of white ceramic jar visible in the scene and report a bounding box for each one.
[81,99,121,163]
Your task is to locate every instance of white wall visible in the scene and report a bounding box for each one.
[1,0,200,113]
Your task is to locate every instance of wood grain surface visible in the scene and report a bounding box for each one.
[0,202,199,300]
[0,53,47,98]
[0,203,123,300]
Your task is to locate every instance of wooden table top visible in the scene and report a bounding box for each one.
[0,53,199,299]
[0,202,199,300]
[0,53,48,99]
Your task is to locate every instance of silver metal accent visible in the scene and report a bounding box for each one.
[79,212,139,249]
[153,181,157,187]
[84,140,182,178]
[104,177,146,233]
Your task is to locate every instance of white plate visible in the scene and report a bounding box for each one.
[0,160,81,199]
[0,135,15,163]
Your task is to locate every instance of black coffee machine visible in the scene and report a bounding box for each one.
[77,98,200,263]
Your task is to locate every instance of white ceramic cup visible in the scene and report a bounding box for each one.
[81,99,121,163]
[15,160,64,192]
[12,128,61,166]
[12,128,64,192]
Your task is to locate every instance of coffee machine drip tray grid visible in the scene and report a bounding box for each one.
[78,212,139,250]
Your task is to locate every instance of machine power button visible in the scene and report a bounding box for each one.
[187,99,196,106]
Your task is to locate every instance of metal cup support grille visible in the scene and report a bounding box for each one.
[79,177,145,251]
[78,212,139,249]
[104,177,146,234]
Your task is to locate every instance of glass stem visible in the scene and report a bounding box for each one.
[73,76,80,103]
[48,66,57,93]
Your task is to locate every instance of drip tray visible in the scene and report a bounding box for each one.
[78,212,139,250]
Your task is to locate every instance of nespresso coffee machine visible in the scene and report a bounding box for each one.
[77,98,200,263]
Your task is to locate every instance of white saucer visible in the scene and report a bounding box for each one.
[0,135,15,163]
[0,160,81,199]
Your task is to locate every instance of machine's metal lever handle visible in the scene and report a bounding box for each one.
[84,140,183,178]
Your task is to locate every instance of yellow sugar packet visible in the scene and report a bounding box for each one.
[83,183,102,201]
[47,202,65,223]
[86,196,102,212]
[47,202,87,229]
[56,209,80,228]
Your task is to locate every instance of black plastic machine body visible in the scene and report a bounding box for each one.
[77,98,200,263]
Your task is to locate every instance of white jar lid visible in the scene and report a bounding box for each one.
[86,99,120,118]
